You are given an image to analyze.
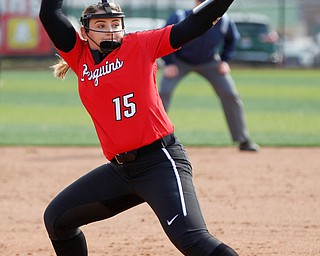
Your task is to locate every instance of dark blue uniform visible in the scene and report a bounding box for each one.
[159,11,258,150]
[163,12,238,65]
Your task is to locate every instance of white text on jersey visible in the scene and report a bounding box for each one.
[81,58,124,86]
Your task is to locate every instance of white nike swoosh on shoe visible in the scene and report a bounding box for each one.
[167,214,179,226]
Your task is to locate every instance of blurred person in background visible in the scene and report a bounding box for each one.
[159,0,259,152]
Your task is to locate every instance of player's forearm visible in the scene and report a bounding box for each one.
[170,0,234,49]
[39,0,76,52]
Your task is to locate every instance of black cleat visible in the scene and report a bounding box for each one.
[239,140,260,152]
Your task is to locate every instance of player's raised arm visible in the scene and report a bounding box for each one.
[39,0,76,52]
[170,0,234,49]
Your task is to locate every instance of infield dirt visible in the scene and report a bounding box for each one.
[1,146,319,255]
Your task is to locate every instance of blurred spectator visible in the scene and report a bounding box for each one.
[159,0,259,152]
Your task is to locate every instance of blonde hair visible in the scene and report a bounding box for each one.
[51,55,70,80]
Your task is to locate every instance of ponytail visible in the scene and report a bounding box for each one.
[50,55,70,80]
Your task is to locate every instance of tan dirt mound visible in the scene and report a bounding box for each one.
[0,146,319,255]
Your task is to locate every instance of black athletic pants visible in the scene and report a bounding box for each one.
[44,137,236,255]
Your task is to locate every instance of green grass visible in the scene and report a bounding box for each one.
[168,69,320,146]
[1,68,320,146]
[0,71,98,145]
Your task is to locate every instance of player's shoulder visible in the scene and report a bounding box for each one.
[125,26,171,38]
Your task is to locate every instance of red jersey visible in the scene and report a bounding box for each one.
[58,26,176,160]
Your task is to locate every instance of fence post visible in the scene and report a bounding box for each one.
[279,0,286,66]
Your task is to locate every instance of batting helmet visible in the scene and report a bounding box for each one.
[80,0,126,53]
[80,0,125,31]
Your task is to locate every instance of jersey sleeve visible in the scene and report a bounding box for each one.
[134,25,177,61]
[57,33,85,74]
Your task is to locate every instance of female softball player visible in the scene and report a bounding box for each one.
[39,0,239,255]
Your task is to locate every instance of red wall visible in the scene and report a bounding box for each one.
[0,0,54,56]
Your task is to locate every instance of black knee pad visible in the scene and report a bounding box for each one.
[43,199,80,241]
[174,231,221,255]
[210,243,239,256]
[51,231,87,256]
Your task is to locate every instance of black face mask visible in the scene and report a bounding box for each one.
[100,40,121,53]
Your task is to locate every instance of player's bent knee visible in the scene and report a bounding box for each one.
[43,200,80,241]
[43,201,59,239]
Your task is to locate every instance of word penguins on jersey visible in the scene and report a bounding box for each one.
[81,58,124,86]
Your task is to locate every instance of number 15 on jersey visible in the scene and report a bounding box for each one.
[112,93,137,121]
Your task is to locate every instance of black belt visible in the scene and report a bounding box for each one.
[111,133,175,165]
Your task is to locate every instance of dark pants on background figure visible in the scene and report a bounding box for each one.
[159,56,250,144]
